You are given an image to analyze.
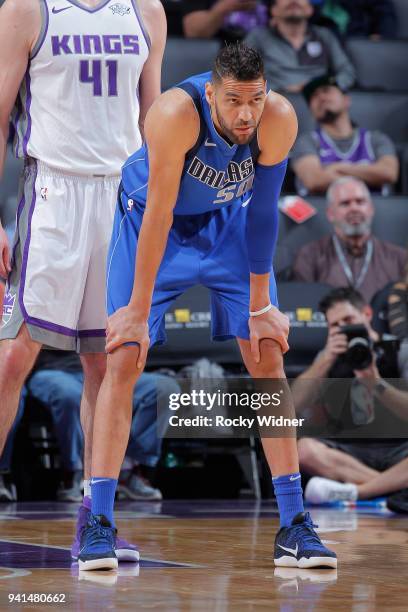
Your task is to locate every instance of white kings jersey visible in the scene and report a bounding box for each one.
[12,0,150,175]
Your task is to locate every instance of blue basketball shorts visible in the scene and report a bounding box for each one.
[106,188,278,347]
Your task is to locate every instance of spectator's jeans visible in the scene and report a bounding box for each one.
[0,388,26,472]
[27,371,84,472]
[27,371,178,470]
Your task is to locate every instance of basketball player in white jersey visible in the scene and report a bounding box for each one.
[0,0,166,560]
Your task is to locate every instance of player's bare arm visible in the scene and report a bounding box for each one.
[105,90,199,360]
[248,93,298,362]
[0,0,40,276]
[138,0,167,138]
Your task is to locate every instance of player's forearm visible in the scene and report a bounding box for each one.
[249,273,271,311]
[128,209,173,318]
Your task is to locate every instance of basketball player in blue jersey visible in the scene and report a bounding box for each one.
[0,0,166,562]
[78,44,338,571]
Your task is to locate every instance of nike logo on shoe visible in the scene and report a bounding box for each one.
[204,138,216,147]
[278,543,299,557]
[52,6,73,14]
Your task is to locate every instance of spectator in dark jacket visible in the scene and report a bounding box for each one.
[292,177,407,303]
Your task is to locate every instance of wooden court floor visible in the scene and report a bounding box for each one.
[0,500,407,611]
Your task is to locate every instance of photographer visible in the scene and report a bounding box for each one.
[292,287,408,507]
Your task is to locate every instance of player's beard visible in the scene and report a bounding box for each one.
[214,100,257,145]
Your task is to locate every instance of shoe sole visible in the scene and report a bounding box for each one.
[73,550,140,563]
[78,557,118,571]
[274,556,337,569]
[116,549,140,562]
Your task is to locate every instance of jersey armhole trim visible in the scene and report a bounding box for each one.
[131,0,152,51]
[30,0,49,61]
[174,83,206,161]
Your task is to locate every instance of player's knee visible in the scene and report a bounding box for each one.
[106,346,142,388]
[297,438,319,471]
[0,340,36,386]
[81,354,107,386]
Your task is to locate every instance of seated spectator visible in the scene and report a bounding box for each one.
[291,74,399,195]
[27,351,179,501]
[291,287,408,508]
[292,177,407,302]
[182,1,268,43]
[245,0,355,93]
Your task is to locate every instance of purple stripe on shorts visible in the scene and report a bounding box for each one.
[18,162,38,322]
[8,193,26,284]
[67,0,111,13]
[131,0,151,50]
[78,329,106,338]
[25,316,78,337]
[12,103,22,158]
[22,71,32,157]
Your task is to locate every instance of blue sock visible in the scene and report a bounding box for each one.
[91,477,117,527]
[272,472,304,528]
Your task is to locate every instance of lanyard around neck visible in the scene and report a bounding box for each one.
[332,234,373,289]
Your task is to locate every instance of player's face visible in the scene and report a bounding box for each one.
[309,86,349,121]
[271,0,313,21]
[327,182,374,238]
[326,301,370,331]
[206,78,267,145]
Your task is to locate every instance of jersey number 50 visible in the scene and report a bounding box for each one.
[79,60,118,96]
[214,175,254,205]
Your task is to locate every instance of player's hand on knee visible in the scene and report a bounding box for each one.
[0,227,11,278]
[249,305,290,363]
[105,306,150,368]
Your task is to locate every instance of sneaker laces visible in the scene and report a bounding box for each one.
[84,516,116,548]
[291,514,324,549]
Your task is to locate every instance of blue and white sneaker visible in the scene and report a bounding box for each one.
[78,514,118,571]
[274,512,337,569]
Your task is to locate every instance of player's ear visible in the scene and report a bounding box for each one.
[205,81,215,106]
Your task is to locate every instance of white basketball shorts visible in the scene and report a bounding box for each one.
[0,159,119,352]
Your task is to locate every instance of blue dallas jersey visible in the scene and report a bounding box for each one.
[121,71,260,215]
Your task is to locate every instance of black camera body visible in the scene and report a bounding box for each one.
[338,325,401,372]
[339,324,373,371]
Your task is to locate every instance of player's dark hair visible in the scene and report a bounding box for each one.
[319,287,367,316]
[213,43,265,84]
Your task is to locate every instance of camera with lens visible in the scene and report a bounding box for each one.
[338,325,400,372]
[339,324,373,371]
